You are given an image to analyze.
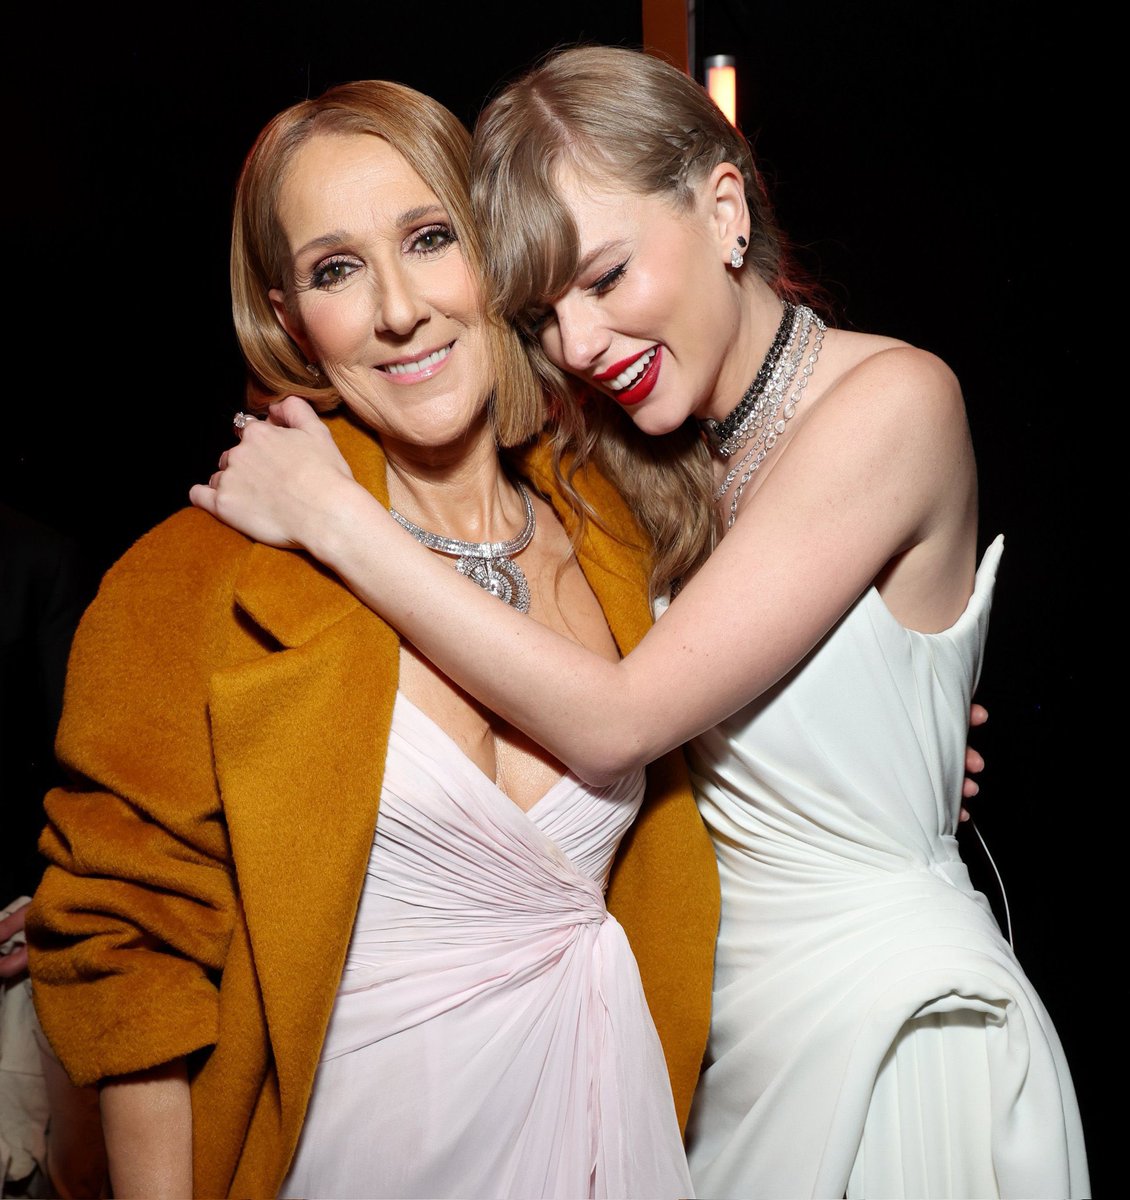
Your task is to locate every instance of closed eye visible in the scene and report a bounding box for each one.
[519,308,555,338]
[589,261,627,296]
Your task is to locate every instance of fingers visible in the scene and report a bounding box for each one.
[0,943,28,979]
[191,409,269,513]
[188,482,217,513]
[962,740,984,807]
[961,702,987,816]
[269,395,321,430]
[0,902,30,978]
[233,410,261,435]
[0,902,30,942]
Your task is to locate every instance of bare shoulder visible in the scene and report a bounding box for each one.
[814,331,967,445]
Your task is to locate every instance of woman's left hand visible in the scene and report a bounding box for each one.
[189,396,356,550]
[959,702,988,821]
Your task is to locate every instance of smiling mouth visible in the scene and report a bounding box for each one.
[605,348,657,392]
[379,342,454,376]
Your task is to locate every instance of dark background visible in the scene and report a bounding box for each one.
[6,1,1100,1190]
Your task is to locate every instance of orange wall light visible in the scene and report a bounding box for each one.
[704,55,737,126]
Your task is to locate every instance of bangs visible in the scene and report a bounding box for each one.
[472,109,588,330]
[483,169,578,329]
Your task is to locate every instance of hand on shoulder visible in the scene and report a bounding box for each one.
[189,396,358,552]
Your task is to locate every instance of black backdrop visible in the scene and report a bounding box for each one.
[7,0,1100,1189]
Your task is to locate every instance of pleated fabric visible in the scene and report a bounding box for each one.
[281,693,692,1200]
[683,536,1089,1199]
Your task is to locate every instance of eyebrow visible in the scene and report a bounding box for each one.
[575,238,631,279]
[400,203,447,226]
[292,204,450,260]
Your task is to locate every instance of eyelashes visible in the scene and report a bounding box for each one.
[308,257,358,290]
[303,223,460,292]
[517,258,630,340]
[590,261,627,295]
[408,223,458,255]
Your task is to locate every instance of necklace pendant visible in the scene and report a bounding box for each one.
[390,480,536,615]
[456,555,532,614]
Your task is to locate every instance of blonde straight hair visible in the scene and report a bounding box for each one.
[231,79,544,449]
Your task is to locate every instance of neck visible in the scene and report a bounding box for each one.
[701,279,790,426]
[383,426,524,543]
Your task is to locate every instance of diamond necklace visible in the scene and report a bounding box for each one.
[702,301,796,457]
[710,304,826,529]
[389,481,535,613]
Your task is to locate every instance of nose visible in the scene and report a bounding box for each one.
[552,297,610,375]
[373,261,429,337]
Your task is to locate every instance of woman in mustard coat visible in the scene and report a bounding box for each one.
[26,80,719,1199]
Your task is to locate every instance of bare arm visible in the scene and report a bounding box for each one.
[100,1060,192,1199]
[26,512,242,1200]
[192,349,974,784]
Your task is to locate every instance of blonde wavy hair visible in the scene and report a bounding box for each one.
[231,79,544,449]
[472,45,814,594]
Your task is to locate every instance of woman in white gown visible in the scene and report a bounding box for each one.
[195,48,1090,1200]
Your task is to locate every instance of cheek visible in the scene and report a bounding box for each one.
[433,251,480,318]
[300,294,371,364]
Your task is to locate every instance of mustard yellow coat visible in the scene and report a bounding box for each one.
[27,414,720,1198]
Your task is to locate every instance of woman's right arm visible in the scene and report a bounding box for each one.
[27,511,245,1194]
[100,1061,193,1198]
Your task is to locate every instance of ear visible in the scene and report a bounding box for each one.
[269,287,313,360]
[702,162,748,260]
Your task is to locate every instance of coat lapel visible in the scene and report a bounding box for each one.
[516,440,656,653]
[209,416,400,1128]
[209,428,657,1140]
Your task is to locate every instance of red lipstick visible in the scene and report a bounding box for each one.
[607,346,662,407]
[594,350,650,382]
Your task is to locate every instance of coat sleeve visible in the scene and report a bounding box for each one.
[26,510,251,1087]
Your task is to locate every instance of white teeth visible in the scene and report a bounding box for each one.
[607,348,656,391]
[382,344,452,376]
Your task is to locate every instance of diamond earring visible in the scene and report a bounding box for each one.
[730,234,748,270]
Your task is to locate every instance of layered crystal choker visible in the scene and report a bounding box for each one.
[704,302,826,529]
[702,302,797,457]
[390,482,536,613]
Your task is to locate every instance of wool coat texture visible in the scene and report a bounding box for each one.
[26,413,720,1198]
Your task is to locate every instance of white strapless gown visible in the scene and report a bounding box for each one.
[281,693,692,1200]
[681,536,1089,1198]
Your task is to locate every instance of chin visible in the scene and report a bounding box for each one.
[624,406,692,440]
